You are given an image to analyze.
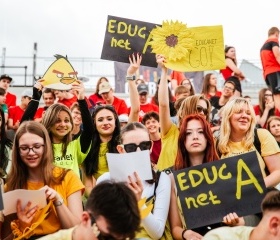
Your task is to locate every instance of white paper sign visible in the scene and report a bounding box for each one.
[3,189,47,215]
[107,150,153,182]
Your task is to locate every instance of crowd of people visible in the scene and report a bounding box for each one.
[0,26,280,239]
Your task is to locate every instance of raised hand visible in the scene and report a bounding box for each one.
[127,53,142,76]
[71,79,85,100]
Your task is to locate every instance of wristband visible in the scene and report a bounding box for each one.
[126,75,136,81]
[54,198,64,207]
[182,229,187,240]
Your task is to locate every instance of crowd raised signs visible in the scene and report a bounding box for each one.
[173,151,266,229]
[101,16,225,71]
[101,15,158,67]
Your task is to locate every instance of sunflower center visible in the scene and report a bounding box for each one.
[165,34,178,47]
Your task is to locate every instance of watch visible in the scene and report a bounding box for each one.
[54,198,64,207]
[126,75,136,81]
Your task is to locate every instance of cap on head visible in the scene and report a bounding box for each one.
[118,114,129,123]
[99,82,112,95]
[0,74,13,83]
[21,89,33,98]
[137,83,149,95]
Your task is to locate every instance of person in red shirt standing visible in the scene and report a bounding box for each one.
[260,27,280,110]
[99,82,128,116]
[128,83,159,122]
[220,46,245,97]
[0,74,16,108]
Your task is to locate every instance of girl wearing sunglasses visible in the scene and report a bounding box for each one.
[97,122,171,239]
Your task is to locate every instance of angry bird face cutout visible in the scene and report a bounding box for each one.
[41,55,78,90]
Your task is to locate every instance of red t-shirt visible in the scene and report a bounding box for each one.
[128,103,159,122]
[253,104,280,128]
[150,139,161,165]
[6,92,16,108]
[260,38,280,79]
[205,91,222,100]
[58,96,78,109]
[34,107,45,120]
[8,106,24,124]
[220,66,233,81]
[112,96,128,115]
[170,70,186,85]
[88,93,104,105]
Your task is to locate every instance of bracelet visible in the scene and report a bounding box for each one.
[31,99,39,102]
[54,198,64,207]
[182,229,187,240]
[126,75,136,81]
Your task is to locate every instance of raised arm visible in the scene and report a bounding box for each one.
[127,53,142,123]
[20,81,43,123]
[157,54,173,136]
[72,80,94,153]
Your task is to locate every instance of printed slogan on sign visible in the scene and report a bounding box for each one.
[173,151,266,229]
[101,15,225,71]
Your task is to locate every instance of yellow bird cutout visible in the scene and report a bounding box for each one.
[41,54,78,90]
[138,197,153,219]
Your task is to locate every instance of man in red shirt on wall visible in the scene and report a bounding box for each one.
[0,74,16,108]
[260,27,280,108]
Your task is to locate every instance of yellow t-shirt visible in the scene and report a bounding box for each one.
[221,128,280,177]
[5,167,84,236]
[38,227,75,240]
[94,142,109,180]
[157,124,179,171]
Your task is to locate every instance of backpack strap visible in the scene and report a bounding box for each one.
[145,171,162,204]
[253,128,261,155]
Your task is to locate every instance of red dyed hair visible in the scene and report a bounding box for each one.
[174,114,219,170]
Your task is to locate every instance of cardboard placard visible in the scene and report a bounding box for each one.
[173,151,266,229]
[101,15,158,67]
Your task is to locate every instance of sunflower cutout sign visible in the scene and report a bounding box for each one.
[41,55,78,90]
[101,16,225,71]
[151,21,225,72]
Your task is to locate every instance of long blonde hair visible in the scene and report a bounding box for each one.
[218,97,256,154]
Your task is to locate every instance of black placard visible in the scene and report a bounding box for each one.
[173,151,266,229]
[101,15,159,67]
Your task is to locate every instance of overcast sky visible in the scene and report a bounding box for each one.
[1,0,278,62]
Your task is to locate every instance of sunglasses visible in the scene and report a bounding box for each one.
[196,105,208,115]
[123,140,152,153]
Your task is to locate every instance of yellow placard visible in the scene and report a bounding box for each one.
[164,25,225,72]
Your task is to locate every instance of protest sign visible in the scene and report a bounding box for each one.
[173,151,266,229]
[101,15,158,67]
[101,16,225,72]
